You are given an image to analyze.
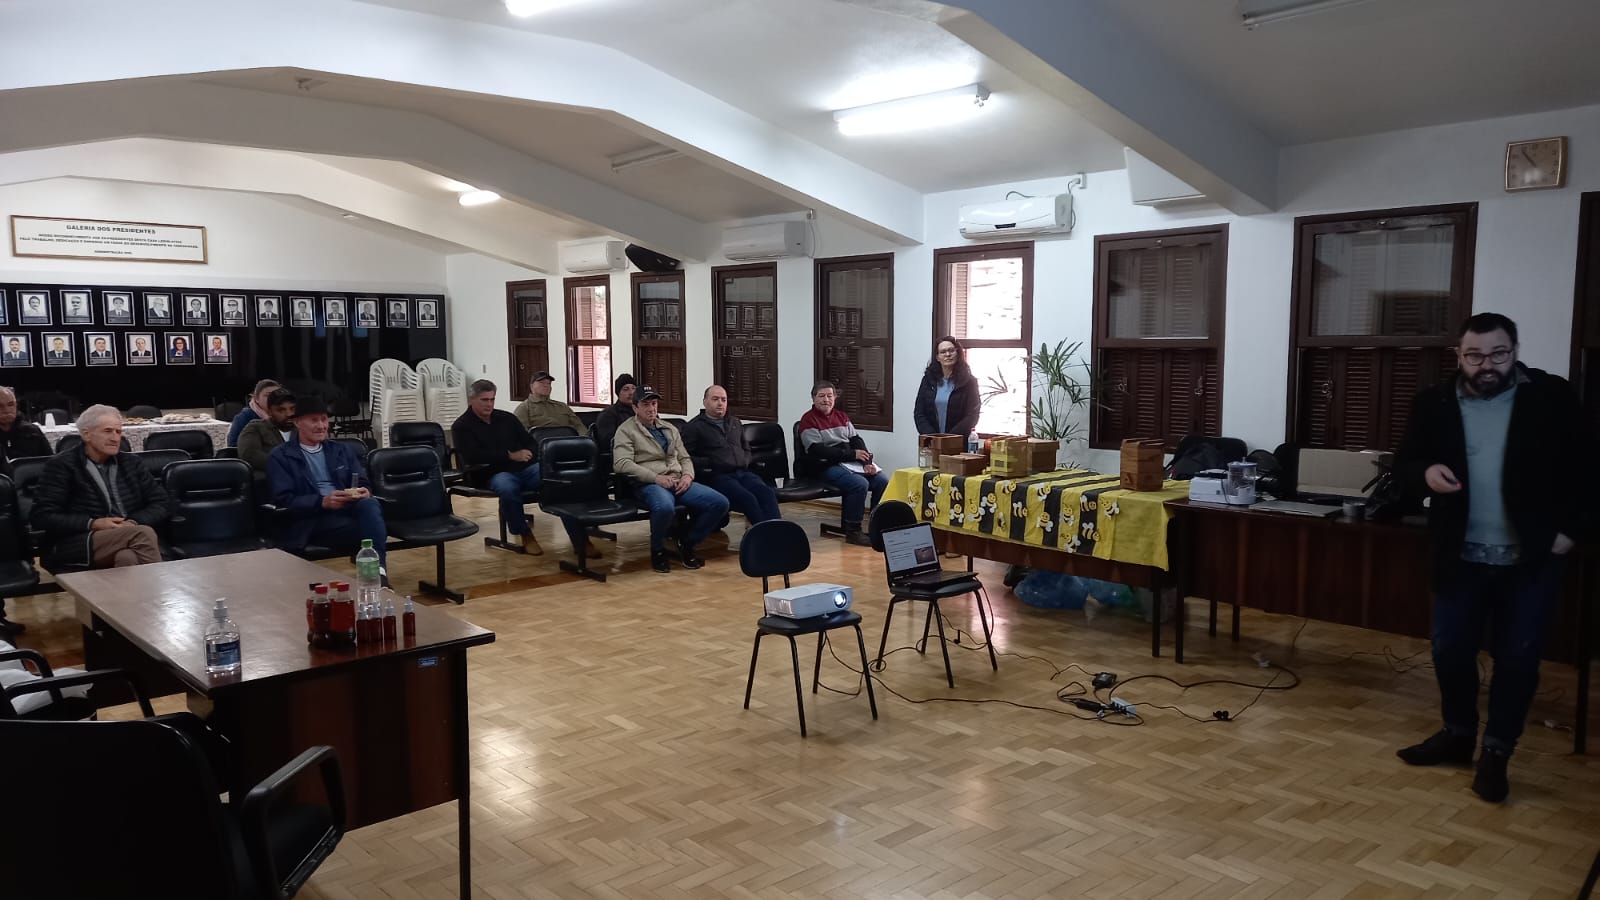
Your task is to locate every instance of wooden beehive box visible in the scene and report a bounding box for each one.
[1120,438,1165,491]
[1026,439,1060,472]
[919,433,966,457]
[938,453,987,477]
[989,436,1034,477]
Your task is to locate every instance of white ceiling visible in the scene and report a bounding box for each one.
[1105,0,1600,145]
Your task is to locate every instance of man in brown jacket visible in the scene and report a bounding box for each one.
[612,386,728,573]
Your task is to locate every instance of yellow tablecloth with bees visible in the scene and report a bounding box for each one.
[885,467,1190,571]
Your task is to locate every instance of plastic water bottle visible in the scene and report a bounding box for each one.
[205,598,242,676]
[967,428,979,454]
[356,538,382,614]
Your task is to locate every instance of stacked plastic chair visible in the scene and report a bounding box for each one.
[368,359,424,449]
[417,358,468,430]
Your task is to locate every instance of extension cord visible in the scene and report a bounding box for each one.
[1109,698,1136,717]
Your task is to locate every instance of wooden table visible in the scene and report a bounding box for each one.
[60,549,496,897]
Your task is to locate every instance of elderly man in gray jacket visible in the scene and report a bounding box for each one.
[31,404,171,570]
[612,386,728,573]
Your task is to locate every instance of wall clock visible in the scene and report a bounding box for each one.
[1504,136,1567,192]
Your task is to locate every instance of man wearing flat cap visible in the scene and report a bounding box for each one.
[613,385,729,573]
[513,370,585,432]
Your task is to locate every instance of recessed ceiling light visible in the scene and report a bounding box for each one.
[459,189,501,207]
[832,84,991,137]
[504,0,580,16]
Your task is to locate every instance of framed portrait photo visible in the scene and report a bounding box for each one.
[203,332,231,364]
[181,293,211,326]
[642,302,661,329]
[42,332,75,367]
[61,289,94,325]
[166,332,196,365]
[322,296,348,328]
[255,295,283,327]
[219,294,248,326]
[0,290,7,327]
[385,298,410,328]
[19,290,51,325]
[664,303,681,329]
[416,299,439,328]
[126,332,157,366]
[723,304,738,329]
[521,300,544,330]
[103,291,134,325]
[144,292,173,326]
[742,305,756,329]
[0,333,31,369]
[85,332,116,366]
[289,296,316,327]
[354,297,378,328]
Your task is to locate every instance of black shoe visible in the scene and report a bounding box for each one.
[651,550,672,574]
[844,527,872,547]
[1471,748,1510,802]
[1396,729,1475,767]
[680,545,704,569]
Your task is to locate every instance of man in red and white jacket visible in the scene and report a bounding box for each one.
[797,380,888,545]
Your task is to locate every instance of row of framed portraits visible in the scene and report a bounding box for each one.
[0,288,441,329]
[720,302,775,332]
[1,331,236,368]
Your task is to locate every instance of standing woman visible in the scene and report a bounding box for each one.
[914,336,981,437]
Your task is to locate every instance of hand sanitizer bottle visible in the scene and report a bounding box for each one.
[205,598,242,675]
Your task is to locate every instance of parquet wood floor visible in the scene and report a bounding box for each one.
[10,498,1598,899]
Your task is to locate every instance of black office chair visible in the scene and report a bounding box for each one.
[214,400,245,423]
[125,404,163,419]
[538,437,643,583]
[576,409,599,432]
[129,448,192,477]
[868,501,996,689]
[529,425,579,457]
[744,422,829,504]
[739,519,876,737]
[790,421,848,539]
[389,422,462,485]
[33,407,71,425]
[143,427,215,459]
[332,437,373,464]
[328,395,372,442]
[53,434,132,455]
[216,447,241,460]
[368,447,480,604]
[0,713,345,900]
[0,475,39,639]
[165,459,271,560]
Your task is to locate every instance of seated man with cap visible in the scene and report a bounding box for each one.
[590,373,637,453]
[612,385,729,572]
[267,395,388,576]
[513,370,585,432]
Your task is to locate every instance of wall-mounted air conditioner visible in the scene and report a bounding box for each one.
[564,240,626,274]
[958,194,1072,239]
[1124,147,1206,206]
[722,221,810,261]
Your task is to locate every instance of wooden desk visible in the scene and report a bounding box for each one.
[60,549,496,897]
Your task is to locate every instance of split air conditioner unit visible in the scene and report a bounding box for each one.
[721,221,810,261]
[958,194,1072,239]
[564,240,626,274]
[1124,148,1206,206]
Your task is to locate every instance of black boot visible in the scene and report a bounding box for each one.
[680,543,704,569]
[843,523,872,547]
[1396,729,1475,766]
[651,549,672,574]
[1471,748,1510,802]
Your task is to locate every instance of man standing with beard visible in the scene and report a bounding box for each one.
[1394,313,1585,803]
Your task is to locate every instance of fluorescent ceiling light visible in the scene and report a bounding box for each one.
[504,0,581,16]
[1241,0,1379,28]
[609,146,682,174]
[833,84,990,137]
[458,189,500,207]
[340,213,359,220]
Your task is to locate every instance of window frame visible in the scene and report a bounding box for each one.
[1090,224,1229,450]
[711,262,779,421]
[814,253,894,431]
[932,241,1034,436]
[631,270,687,416]
[1286,202,1477,449]
[563,274,613,409]
[504,278,548,403]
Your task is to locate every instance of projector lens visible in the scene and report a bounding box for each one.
[833,591,847,608]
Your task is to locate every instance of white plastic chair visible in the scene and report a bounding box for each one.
[368,359,423,448]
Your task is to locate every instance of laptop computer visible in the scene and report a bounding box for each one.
[880,523,977,589]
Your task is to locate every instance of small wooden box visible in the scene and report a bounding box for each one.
[989,436,1034,477]
[1120,439,1165,491]
[1026,439,1060,472]
[920,433,966,457]
[939,453,987,477]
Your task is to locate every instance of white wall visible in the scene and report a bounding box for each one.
[443,252,548,411]
[0,178,448,291]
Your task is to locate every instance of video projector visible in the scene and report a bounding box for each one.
[763,583,853,619]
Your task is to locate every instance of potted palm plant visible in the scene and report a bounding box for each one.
[979,338,1101,467]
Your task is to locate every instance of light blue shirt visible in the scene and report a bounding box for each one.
[1458,381,1518,560]
[934,378,955,433]
[300,443,337,497]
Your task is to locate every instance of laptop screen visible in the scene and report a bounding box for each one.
[881,523,940,579]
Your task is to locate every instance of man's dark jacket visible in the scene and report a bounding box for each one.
[591,401,633,454]
[267,439,369,550]
[681,411,753,475]
[0,421,51,462]
[29,444,172,570]
[1395,363,1587,580]
[450,408,536,486]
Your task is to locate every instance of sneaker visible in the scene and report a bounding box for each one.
[1471,748,1510,802]
[520,533,544,555]
[1396,729,1475,767]
[651,550,672,574]
[680,545,704,569]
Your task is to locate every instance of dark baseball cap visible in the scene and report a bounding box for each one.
[633,386,661,403]
[530,370,555,383]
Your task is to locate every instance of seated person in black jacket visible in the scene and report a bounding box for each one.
[451,378,594,558]
[30,404,171,571]
[0,386,51,471]
[589,373,637,456]
[680,385,781,524]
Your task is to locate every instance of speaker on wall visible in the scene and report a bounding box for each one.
[625,244,680,273]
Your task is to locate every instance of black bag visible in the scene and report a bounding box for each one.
[1168,434,1248,480]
